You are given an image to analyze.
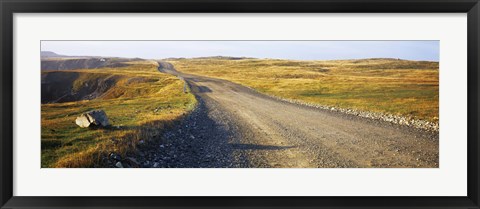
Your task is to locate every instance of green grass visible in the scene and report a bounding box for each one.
[41,60,197,168]
[168,58,438,122]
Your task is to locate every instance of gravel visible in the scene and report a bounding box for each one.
[133,97,249,168]
[112,62,439,168]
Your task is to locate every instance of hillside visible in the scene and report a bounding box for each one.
[41,57,144,70]
[41,51,67,58]
[41,60,197,168]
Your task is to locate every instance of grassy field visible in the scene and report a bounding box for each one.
[168,58,439,123]
[41,60,197,168]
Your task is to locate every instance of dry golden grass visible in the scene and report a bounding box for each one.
[41,60,196,168]
[169,58,438,122]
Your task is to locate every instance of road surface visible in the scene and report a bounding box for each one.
[136,61,439,168]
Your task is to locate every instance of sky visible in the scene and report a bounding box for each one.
[41,41,439,61]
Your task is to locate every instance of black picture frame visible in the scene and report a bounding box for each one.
[1,0,479,208]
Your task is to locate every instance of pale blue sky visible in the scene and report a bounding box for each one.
[41,41,439,61]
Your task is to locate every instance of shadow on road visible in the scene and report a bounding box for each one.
[195,85,212,93]
[230,143,295,151]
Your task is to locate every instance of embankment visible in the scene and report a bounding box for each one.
[41,57,138,70]
[41,60,197,168]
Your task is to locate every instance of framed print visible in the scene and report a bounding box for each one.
[1,0,479,208]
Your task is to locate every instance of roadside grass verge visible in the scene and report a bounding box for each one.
[168,58,438,123]
[41,61,197,168]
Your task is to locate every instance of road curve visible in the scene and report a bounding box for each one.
[138,61,439,168]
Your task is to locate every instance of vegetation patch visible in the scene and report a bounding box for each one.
[41,61,197,168]
[168,58,438,123]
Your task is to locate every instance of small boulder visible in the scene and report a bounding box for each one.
[75,109,110,128]
[109,153,122,161]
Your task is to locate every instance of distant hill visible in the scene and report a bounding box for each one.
[41,51,67,58]
[194,56,253,60]
[165,56,254,61]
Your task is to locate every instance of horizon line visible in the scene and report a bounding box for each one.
[41,51,440,62]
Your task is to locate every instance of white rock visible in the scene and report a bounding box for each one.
[75,110,110,128]
[115,162,123,168]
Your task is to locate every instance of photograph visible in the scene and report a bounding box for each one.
[3,1,478,207]
[40,40,439,168]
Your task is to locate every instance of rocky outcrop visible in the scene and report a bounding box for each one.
[41,72,122,104]
[41,58,135,71]
[75,110,110,128]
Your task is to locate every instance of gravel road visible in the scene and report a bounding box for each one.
[135,62,439,168]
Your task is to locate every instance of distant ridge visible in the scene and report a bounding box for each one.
[41,51,67,58]
[194,56,254,60]
[165,56,254,60]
